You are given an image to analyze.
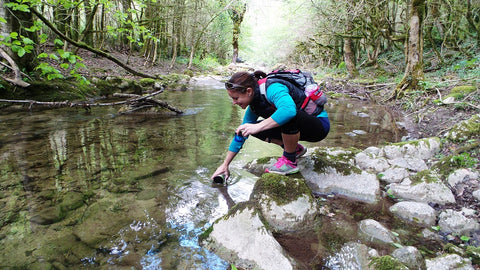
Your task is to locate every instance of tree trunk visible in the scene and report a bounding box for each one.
[466,0,480,47]
[343,21,358,78]
[229,2,246,64]
[392,0,425,100]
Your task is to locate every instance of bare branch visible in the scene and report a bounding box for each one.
[0,48,31,87]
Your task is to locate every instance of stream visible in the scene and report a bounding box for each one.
[0,84,407,269]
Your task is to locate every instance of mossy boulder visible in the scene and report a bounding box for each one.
[301,147,380,204]
[444,85,477,102]
[250,174,318,232]
[445,114,480,142]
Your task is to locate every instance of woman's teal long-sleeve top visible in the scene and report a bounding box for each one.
[228,82,327,153]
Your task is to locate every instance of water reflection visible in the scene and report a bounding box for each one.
[0,88,406,268]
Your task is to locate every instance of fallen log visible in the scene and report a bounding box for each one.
[0,89,184,114]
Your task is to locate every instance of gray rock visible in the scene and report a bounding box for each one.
[302,166,380,204]
[382,138,441,160]
[364,146,381,156]
[402,138,441,160]
[387,172,456,205]
[438,209,480,235]
[473,189,480,201]
[426,254,474,270]
[447,169,479,187]
[324,242,378,270]
[388,157,428,172]
[257,194,317,232]
[382,145,404,160]
[389,201,436,227]
[379,167,410,183]
[358,219,399,244]
[445,114,480,141]
[202,204,294,270]
[355,152,390,172]
[391,246,425,270]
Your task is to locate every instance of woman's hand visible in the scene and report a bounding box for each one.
[235,123,261,137]
[236,118,279,137]
[212,163,229,180]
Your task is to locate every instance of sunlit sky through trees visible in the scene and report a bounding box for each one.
[241,0,313,67]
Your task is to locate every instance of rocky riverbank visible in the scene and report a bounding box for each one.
[200,114,480,269]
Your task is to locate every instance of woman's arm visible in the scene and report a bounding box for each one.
[211,150,237,180]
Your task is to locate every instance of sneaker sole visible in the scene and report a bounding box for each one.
[296,147,307,158]
[265,168,300,175]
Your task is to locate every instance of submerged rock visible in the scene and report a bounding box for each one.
[324,242,378,269]
[358,219,399,245]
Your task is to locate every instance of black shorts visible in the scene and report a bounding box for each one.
[252,110,330,142]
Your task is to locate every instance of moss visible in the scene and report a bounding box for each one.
[387,137,440,149]
[139,78,157,87]
[327,92,348,99]
[433,152,479,176]
[446,114,480,142]
[183,69,194,77]
[252,174,312,206]
[198,225,214,243]
[466,246,480,265]
[311,147,362,176]
[369,255,408,270]
[160,73,190,90]
[447,85,477,100]
[410,170,439,185]
[256,157,272,165]
[0,80,95,101]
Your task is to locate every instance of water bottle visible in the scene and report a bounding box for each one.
[304,83,319,97]
[213,174,225,184]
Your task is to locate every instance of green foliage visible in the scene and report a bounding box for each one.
[369,255,408,270]
[460,235,470,242]
[450,152,478,168]
[191,55,222,71]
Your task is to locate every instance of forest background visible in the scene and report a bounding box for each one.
[0,0,479,109]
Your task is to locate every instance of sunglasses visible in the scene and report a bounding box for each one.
[225,82,247,90]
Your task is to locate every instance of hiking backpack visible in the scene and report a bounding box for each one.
[257,69,327,115]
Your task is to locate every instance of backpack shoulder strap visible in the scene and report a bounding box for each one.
[257,78,270,104]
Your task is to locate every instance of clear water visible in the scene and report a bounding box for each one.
[0,87,406,268]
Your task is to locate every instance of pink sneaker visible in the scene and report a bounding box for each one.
[266,156,299,175]
[296,144,307,158]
